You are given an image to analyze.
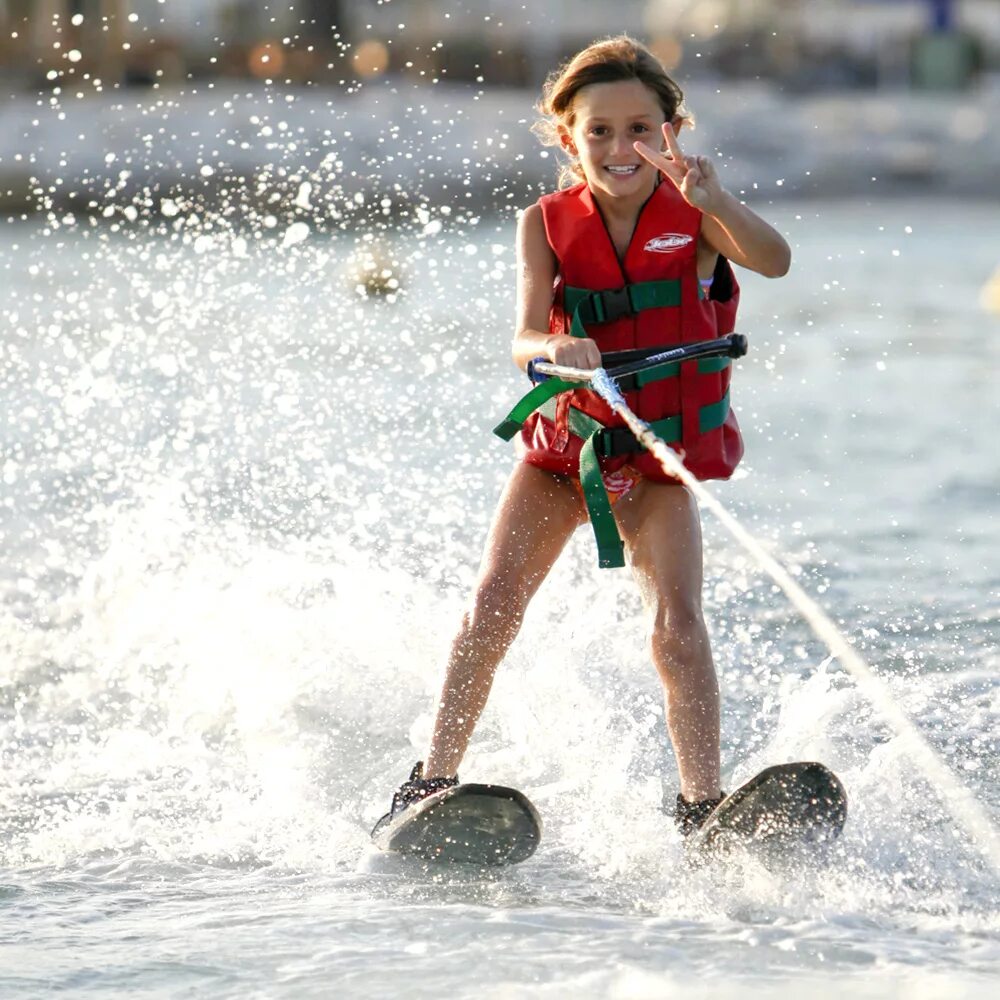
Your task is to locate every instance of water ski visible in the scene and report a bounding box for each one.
[372,783,542,866]
[689,761,847,860]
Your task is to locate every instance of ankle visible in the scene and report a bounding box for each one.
[673,791,725,837]
[423,758,458,782]
[390,761,459,818]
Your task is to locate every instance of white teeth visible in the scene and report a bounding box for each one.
[607,165,639,175]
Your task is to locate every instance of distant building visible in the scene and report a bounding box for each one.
[1,0,995,88]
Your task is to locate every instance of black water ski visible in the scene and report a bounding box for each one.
[690,761,847,860]
[372,783,542,866]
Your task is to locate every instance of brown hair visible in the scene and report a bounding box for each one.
[533,36,690,187]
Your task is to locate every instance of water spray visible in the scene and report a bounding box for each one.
[530,345,1000,876]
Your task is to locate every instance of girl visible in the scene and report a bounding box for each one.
[374,36,790,838]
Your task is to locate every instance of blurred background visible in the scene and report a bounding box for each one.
[1,0,999,216]
[2,0,997,88]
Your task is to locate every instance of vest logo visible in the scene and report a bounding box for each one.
[644,233,693,253]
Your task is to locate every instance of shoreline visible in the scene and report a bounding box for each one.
[2,77,998,217]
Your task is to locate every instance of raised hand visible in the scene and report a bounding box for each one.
[635,122,725,214]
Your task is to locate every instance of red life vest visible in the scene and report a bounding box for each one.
[516,180,743,483]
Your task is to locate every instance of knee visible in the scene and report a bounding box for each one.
[463,571,530,640]
[649,600,710,667]
[650,598,704,642]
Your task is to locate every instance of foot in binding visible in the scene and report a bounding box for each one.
[371,761,459,838]
[673,791,725,838]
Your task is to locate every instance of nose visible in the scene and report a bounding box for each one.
[612,133,633,158]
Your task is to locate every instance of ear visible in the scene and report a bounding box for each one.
[558,125,578,158]
[660,115,688,151]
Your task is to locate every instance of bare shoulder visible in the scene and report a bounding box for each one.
[519,202,544,226]
[516,204,556,270]
[517,203,547,244]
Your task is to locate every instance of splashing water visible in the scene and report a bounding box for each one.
[591,366,1000,875]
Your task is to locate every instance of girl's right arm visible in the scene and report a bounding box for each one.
[512,204,601,373]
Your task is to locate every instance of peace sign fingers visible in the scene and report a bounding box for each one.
[632,135,687,187]
[634,121,723,212]
[661,119,686,166]
[633,121,695,188]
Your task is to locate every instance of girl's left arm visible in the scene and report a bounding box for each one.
[700,192,791,279]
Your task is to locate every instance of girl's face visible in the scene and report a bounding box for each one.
[561,79,672,202]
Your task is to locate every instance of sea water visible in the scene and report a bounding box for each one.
[0,198,997,998]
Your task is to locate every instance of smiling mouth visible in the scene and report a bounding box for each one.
[606,165,640,176]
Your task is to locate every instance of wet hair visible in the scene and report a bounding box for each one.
[533,36,691,187]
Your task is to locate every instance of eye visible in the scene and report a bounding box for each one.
[589,126,608,137]
[631,124,651,134]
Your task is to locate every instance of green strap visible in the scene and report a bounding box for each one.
[626,281,682,312]
[493,376,577,441]
[579,432,624,568]
[565,280,681,339]
[697,390,731,435]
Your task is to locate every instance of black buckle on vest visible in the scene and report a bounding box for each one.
[597,286,635,323]
[597,425,641,457]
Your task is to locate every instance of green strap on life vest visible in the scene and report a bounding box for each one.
[493,278,731,569]
[564,281,681,340]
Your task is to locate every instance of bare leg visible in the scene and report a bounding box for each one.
[423,463,585,778]
[614,480,721,801]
